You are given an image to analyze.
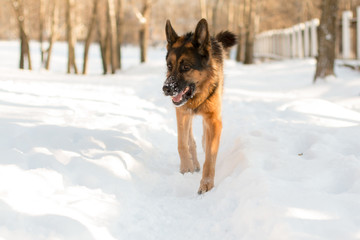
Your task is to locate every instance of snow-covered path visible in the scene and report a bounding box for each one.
[0,43,360,240]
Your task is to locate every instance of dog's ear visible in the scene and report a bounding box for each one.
[165,20,178,45]
[193,18,210,54]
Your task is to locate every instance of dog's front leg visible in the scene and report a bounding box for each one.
[198,114,222,194]
[189,121,200,172]
[176,108,195,174]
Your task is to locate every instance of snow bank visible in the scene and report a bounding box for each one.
[0,41,359,240]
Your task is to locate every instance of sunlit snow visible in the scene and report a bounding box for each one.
[0,41,359,240]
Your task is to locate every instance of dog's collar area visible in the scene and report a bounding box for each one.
[205,82,219,102]
[192,82,219,113]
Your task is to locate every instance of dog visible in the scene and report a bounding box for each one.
[162,18,236,194]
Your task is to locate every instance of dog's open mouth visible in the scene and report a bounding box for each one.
[171,84,195,106]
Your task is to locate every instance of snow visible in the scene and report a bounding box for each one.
[0,41,360,240]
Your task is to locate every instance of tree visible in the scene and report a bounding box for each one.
[94,0,121,75]
[66,0,78,74]
[45,0,59,70]
[39,0,45,64]
[132,0,153,63]
[212,0,220,35]
[313,0,338,82]
[97,5,109,75]
[11,0,32,70]
[244,0,255,64]
[227,0,234,31]
[199,0,207,19]
[83,0,99,74]
[106,0,118,73]
[235,0,245,62]
[116,0,124,70]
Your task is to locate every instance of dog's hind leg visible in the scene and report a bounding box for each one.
[202,119,206,152]
[188,119,200,172]
[176,108,195,174]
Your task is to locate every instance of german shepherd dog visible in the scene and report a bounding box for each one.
[163,19,236,194]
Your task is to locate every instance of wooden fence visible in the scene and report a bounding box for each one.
[254,6,360,60]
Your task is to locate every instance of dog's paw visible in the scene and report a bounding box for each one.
[180,162,195,174]
[193,160,200,172]
[197,178,214,194]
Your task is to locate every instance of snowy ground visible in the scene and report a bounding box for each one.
[0,41,360,240]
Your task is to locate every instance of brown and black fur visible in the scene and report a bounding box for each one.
[163,19,236,194]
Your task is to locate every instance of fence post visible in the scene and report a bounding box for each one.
[357,6,360,59]
[291,27,296,58]
[342,10,353,59]
[281,31,285,57]
[267,34,270,55]
[287,29,292,58]
[296,24,304,58]
[257,35,261,56]
[264,34,268,55]
[304,22,310,57]
[310,19,319,57]
[277,32,280,56]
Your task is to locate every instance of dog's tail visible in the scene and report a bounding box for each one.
[216,31,237,50]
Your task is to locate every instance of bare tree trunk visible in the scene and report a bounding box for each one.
[227,0,234,31]
[11,0,32,70]
[97,16,108,74]
[235,26,243,62]
[66,0,78,74]
[39,0,45,65]
[20,25,32,70]
[130,0,153,63]
[116,0,124,70]
[137,0,152,63]
[139,25,147,63]
[207,2,213,23]
[199,0,207,19]
[244,0,255,64]
[45,0,59,70]
[222,0,234,58]
[212,0,220,35]
[314,0,338,82]
[236,0,246,62]
[83,0,99,74]
[106,0,118,73]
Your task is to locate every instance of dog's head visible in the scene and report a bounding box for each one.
[162,19,211,107]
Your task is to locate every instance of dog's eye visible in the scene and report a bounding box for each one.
[181,65,191,72]
[167,63,173,71]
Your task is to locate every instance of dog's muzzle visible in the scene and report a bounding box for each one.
[163,76,195,107]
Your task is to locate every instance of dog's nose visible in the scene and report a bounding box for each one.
[163,85,172,96]
[163,81,179,96]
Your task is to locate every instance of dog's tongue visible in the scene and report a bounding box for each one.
[172,92,183,103]
[172,87,189,103]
